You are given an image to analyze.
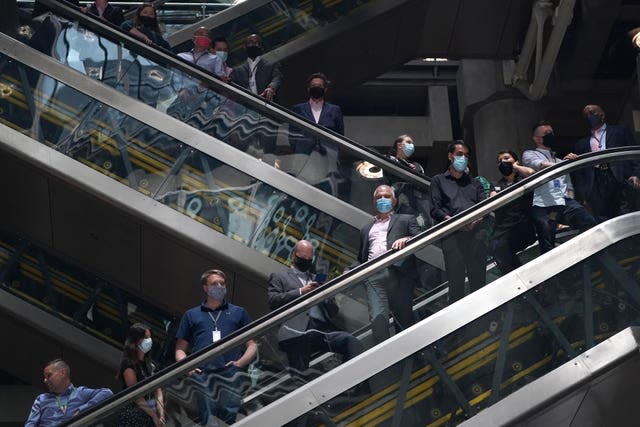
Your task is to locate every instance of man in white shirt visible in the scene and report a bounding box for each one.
[522,121,596,253]
[230,34,282,102]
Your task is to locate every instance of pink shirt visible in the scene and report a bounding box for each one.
[368,215,391,261]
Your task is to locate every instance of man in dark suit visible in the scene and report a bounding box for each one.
[231,34,282,102]
[268,240,362,375]
[86,0,125,27]
[573,104,640,221]
[357,185,421,345]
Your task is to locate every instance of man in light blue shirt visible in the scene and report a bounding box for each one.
[25,359,112,426]
[522,122,596,253]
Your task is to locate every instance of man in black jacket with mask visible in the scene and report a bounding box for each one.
[522,121,596,254]
[573,104,640,222]
[268,240,362,375]
[231,34,282,102]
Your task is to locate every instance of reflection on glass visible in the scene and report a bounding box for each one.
[297,234,640,426]
[0,230,175,357]
[18,10,430,215]
[0,52,359,275]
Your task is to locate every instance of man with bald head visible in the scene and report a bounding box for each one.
[25,359,113,426]
[357,185,421,345]
[268,240,361,374]
[231,34,283,102]
[574,104,640,221]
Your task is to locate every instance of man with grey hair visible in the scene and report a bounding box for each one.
[25,359,113,426]
[356,184,421,345]
[268,240,362,374]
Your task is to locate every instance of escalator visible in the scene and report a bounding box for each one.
[61,149,640,426]
[0,227,178,402]
[0,0,440,315]
[166,0,535,104]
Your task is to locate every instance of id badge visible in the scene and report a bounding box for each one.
[212,330,221,342]
[553,179,561,188]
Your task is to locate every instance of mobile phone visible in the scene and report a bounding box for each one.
[314,272,327,283]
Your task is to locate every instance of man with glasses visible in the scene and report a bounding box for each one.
[175,269,257,426]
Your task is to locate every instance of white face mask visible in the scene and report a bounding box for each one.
[138,337,153,354]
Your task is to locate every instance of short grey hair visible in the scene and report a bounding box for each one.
[373,185,396,199]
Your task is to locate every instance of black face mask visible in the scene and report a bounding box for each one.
[498,161,514,176]
[139,16,156,27]
[308,86,325,100]
[542,133,557,151]
[246,45,263,59]
[293,256,313,272]
[586,114,603,129]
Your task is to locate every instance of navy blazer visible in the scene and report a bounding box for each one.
[357,214,421,278]
[231,58,283,97]
[268,269,339,342]
[292,101,344,135]
[573,124,640,201]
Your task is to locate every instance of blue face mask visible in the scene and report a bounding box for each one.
[207,285,227,301]
[376,197,393,213]
[138,337,153,354]
[402,143,415,158]
[452,155,468,173]
[216,50,228,63]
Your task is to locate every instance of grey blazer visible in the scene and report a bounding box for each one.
[268,269,338,342]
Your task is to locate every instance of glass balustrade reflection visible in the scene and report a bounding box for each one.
[0,53,359,274]
[0,230,176,361]
[301,233,640,426]
[15,10,430,215]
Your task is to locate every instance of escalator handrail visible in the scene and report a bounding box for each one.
[63,148,640,426]
[35,0,431,189]
[234,213,640,426]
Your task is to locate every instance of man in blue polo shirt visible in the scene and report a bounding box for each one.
[25,359,112,426]
[175,269,257,426]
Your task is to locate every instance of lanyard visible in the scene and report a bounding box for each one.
[191,51,206,65]
[55,386,76,415]
[207,310,222,330]
[592,127,607,148]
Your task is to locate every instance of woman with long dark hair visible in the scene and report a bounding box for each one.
[117,323,165,426]
[121,3,169,49]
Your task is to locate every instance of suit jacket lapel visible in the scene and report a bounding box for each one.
[303,103,314,122]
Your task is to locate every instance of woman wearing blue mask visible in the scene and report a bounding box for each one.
[117,323,165,426]
[385,135,430,228]
[387,134,425,174]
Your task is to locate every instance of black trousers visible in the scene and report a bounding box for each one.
[442,228,488,302]
[279,319,362,375]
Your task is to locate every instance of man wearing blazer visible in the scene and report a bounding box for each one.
[292,73,344,134]
[357,185,421,345]
[231,34,282,102]
[268,240,362,374]
[573,104,640,221]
